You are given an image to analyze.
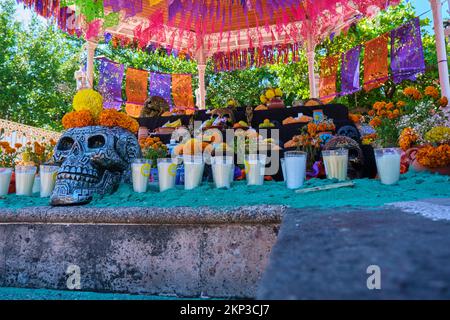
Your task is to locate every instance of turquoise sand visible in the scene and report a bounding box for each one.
[0,287,184,300]
[1,171,449,209]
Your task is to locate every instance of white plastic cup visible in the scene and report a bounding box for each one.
[131,159,152,193]
[284,151,307,189]
[39,165,59,197]
[32,177,40,194]
[157,158,177,192]
[211,156,234,189]
[374,148,402,185]
[280,158,286,181]
[15,165,37,196]
[184,155,205,190]
[245,154,267,186]
[322,149,348,181]
[0,168,12,196]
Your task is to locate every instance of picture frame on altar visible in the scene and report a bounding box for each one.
[313,109,324,124]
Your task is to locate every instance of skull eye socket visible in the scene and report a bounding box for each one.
[57,137,74,151]
[88,135,106,149]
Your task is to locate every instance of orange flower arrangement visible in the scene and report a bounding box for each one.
[18,140,54,167]
[307,123,317,136]
[371,101,401,120]
[361,133,377,145]
[138,136,168,167]
[439,96,448,107]
[398,128,419,151]
[424,86,440,100]
[348,113,362,124]
[403,86,422,100]
[97,109,139,134]
[62,110,95,129]
[62,89,139,134]
[369,117,382,127]
[416,144,450,168]
[0,141,20,168]
[396,100,406,108]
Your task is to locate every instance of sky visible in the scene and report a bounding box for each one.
[7,0,450,33]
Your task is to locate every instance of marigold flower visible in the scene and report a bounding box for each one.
[438,96,448,107]
[396,100,406,108]
[307,123,318,136]
[416,144,450,168]
[424,86,440,100]
[369,117,382,127]
[399,128,419,151]
[62,110,95,129]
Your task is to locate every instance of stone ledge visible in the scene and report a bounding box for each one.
[0,205,285,225]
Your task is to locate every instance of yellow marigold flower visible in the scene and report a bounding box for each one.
[265,89,275,100]
[424,126,450,144]
[73,89,104,119]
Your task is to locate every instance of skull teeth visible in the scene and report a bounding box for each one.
[57,172,99,184]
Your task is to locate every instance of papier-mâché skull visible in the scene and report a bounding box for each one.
[50,126,141,206]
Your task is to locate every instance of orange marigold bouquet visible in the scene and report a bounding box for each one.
[398,128,419,151]
[62,89,139,134]
[138,136,168,167]
[416,144,450,168]
[365,100,404,147]
[0,141,21,168]
[62,110,95,129]
[365,86,448,148]
[17,140,56,168]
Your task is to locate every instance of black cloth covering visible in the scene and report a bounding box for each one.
[137,104,376,180]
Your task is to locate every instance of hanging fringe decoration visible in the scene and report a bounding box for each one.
[212,42,302,72]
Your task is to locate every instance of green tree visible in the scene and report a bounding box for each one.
[0,0,82,131]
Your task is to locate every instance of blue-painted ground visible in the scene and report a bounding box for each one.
[1,171,449,209]
[0,287,186,300]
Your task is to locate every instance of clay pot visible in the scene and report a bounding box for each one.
[405,147,450,175]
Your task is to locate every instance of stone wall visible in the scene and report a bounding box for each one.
[0,206,284,298]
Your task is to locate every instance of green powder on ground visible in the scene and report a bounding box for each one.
[1,171,449,210]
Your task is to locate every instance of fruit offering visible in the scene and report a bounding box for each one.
[255,105,268,111]
[282,114,313,125]
[233,121,249,129]
[259,119,275,128]
[162,119,182,128]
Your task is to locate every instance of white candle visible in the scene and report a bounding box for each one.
[322,149,348,181]
[157,158,177,192]
[131,159,152,193]
[212,156,233,189]
[284,151,307,189]
[0,168,12,196]
[375,148,401,185]
[245,155,266,186]
[15,166,37,196]
[184,156,204,190]
[40,165,59,197]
